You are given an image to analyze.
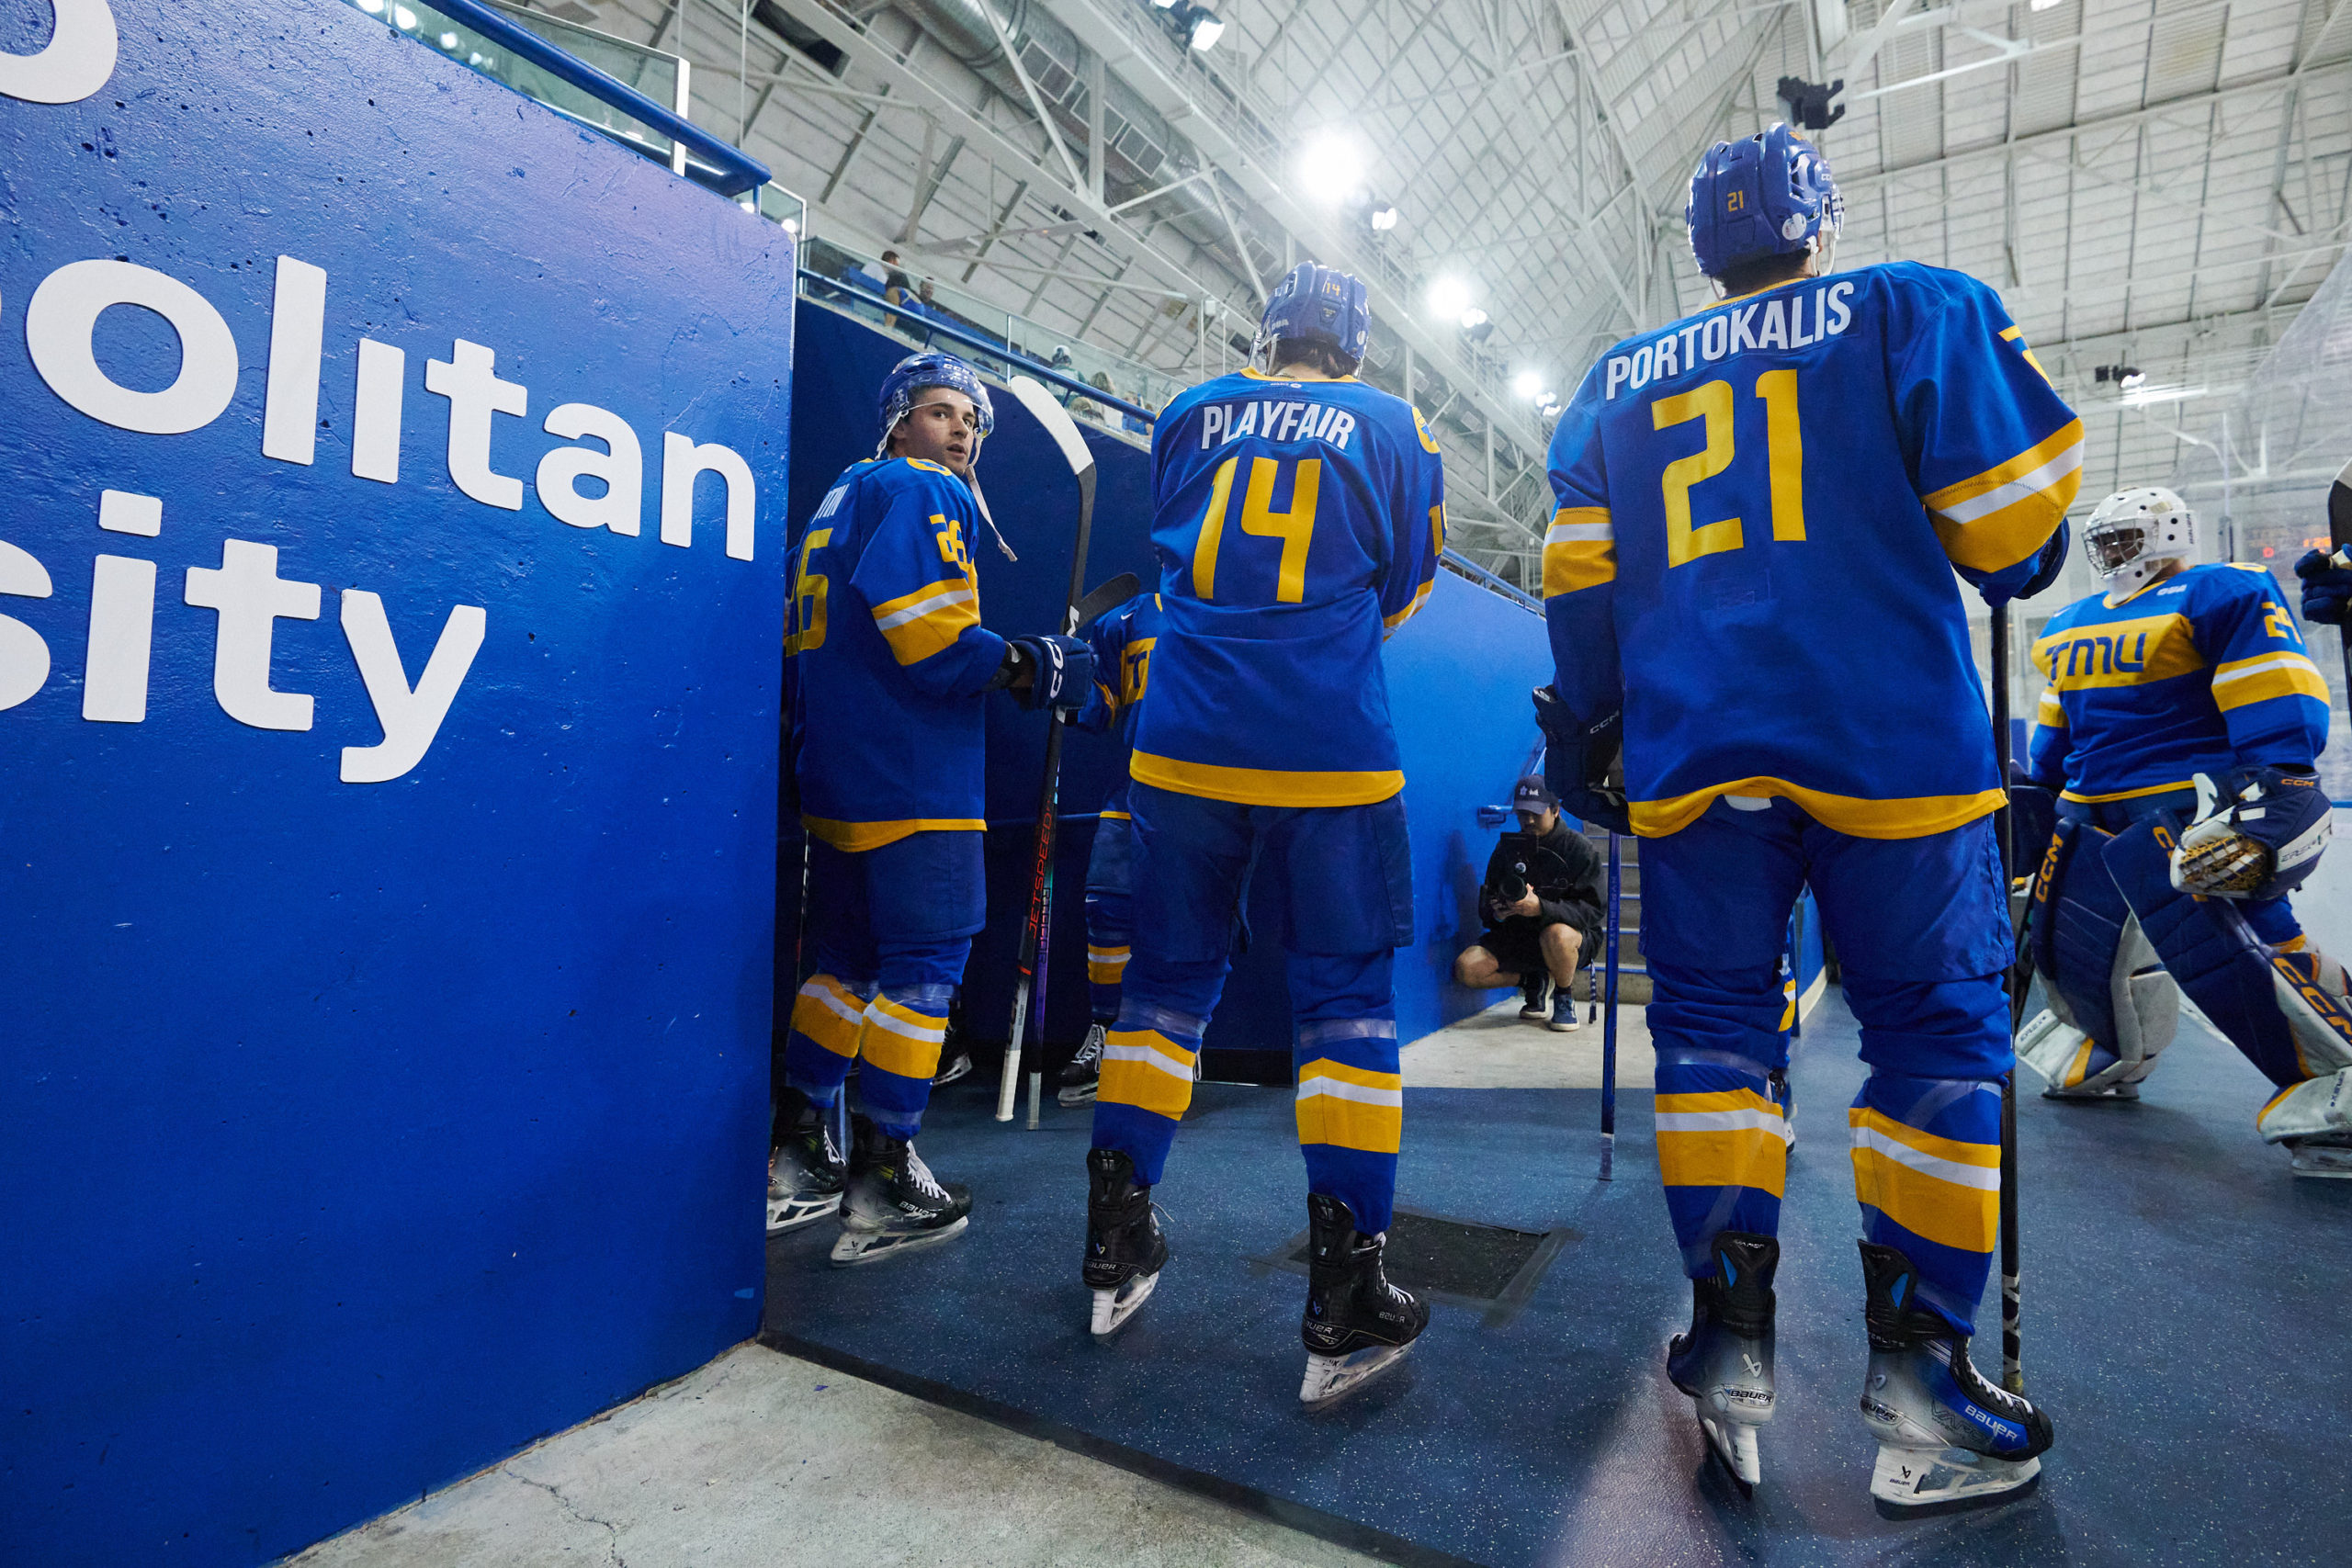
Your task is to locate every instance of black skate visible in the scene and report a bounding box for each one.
[830,1114,971,1267]
[1858,1242,2053,1515]
[767,1088,844,1235]
[930,1051,972,1088]
[1518,973,1550,1020]
[1299,1193,1428,1407]
[1667,1231,1777,1495]
[1060,1021,1107,1106]
[1082,1148,1169,1336]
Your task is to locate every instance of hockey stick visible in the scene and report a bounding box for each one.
[1599,829,1621,1180]
[2327,458,2352,706]
[995,377,1100,1124]
[1991,602,2025,1394]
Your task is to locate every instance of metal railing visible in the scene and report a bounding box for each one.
[348,0,770,197]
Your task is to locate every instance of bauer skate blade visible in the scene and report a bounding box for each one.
[2287,1136,2352,1179]
[1058,1079,1099,1107]
[829,1213,969,1267]
[1300,1341,1413,1408]
[766,1190,841,1235]
[1089,1269,1160,1337]
[1696,1411,1761,1496]
[1870,1443,2041,1517]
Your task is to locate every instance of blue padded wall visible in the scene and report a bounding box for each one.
[787,302,1548,1074]
[0,6,788,1562]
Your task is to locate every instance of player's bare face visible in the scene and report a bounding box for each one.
[892,389,981,478]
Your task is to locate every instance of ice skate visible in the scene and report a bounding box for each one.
[1082,1147,1168,1336]
[1059,1021,1107,1106]
[1769,1068,1797,1154]
[2284,1131,2352,1179]
[1857,1242,2052,1516]
[1299,1193,1427,1407]
[1518,973,1550,1021]
[767,1088,844,1234]
[1547,987,1581,1032]
[930,1050,972,1088]
[829,1114,971,1266]
[1667,1231,1776,1495]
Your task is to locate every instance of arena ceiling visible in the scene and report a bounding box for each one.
[575,0,2352,586]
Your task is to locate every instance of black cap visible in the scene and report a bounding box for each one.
[1512,775,1555,810]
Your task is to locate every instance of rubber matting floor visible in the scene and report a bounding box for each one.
[763,991,2352,1567]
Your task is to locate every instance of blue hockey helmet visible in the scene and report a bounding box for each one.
[1256,263,1371,366]
[876,351,994,457]
[1685,123,1843,279]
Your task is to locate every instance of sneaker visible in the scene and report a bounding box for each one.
[1548,987,1581,1032]
[1519,974,1550,1020]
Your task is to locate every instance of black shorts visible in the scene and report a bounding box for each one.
[1477,914,1600,977]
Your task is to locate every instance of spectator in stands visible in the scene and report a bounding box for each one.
[1452,776,1605,1032]
[881,250,913,330]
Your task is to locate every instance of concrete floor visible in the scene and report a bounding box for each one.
[286,1344,1377,1568]
[1399,993,1657,1089]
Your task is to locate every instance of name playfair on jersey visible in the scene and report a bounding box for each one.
[0,253,762,784]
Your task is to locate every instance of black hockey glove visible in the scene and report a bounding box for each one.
[2004,762,2059,886]
[2018,520,2070,601]
[1532,684,1631,835]
[2172,764,2332,901]
[999,633,1095,714]
[2294,547,2352,626]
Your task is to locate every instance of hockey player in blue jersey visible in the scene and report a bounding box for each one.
[2015,486,2347,1177]
[1538,126,2072,1506]
[1057,589,1163,1107]
[1080,264,1445,1405]
[770,352,1093,1265]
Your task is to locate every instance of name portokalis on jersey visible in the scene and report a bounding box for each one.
[1601,282,1858,400]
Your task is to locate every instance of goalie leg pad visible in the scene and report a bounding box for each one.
[2026,819,2178,1096]
[2105,818,2352,1091]
[2256,1067,2352,1145]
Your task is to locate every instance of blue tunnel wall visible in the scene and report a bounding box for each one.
[786,301,1551,1080]
[2,6,787,1563]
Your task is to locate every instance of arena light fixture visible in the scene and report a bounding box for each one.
[392,5,417,28]
[1459,308,1488,330]
[1189,12,1226,50]
[1426,276,1475,321]
[1297,132,1366,205]
[1513,369,1543,399]
[438,31,459,49]
[1368,203,1398,231]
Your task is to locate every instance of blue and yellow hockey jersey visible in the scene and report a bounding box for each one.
[1074,591,1161,816]
[786,457,1006,851]
[1131,369,1446,807]
[1545,260,2081,839]
[2025,563,2329,801]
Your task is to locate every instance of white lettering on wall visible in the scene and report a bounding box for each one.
[84,554,155,723]
[352,338,405,484]
[0,0,117,107]
[0,539,54,711]
[339,592,488,784]
[660,433,756,560]
[27,259,239,434]
[538,403,643,536]
[424,339,528,510]
[261,256,328,466]
[183,539,321,731]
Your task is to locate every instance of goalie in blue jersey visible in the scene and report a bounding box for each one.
[1539,125,2073,1507]
[2015,485,2346,1177]
[1079,264,1446,1407]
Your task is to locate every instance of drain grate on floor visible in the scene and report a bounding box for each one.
[1252,1209,1576,1327]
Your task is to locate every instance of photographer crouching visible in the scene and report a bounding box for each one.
[1453,776,1607,1032]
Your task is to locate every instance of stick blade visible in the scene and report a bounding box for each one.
[2332,457,2352,551]
[1004,375,1097,479]
[1072,571,1141,631]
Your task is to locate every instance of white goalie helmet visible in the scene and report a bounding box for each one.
[2083,486,2196,592]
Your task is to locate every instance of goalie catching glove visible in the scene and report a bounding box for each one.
[1532,684,1631,835]
[2170,765,2332,900]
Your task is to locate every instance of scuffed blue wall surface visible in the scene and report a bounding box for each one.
[0,5,788,1562]
[786,302,1549,1066]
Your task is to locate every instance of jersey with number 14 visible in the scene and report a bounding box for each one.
[1545,260,2083,839]
[1132,368,1446,807]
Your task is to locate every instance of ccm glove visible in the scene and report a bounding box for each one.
[1532,684,1631,836]
[997,633,1095,713]
[2171,765,2332,900]
[2294,547,2352,626]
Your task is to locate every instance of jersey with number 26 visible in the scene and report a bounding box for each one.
[1133,368,1446,807]
[1545,260,2082,840]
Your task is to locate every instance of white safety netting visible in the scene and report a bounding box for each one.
[2165,251,2352,797]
